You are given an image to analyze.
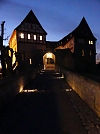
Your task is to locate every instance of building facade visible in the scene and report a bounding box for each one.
[9,11,97,72]
[9,10,47,70]
[55,17,97,71]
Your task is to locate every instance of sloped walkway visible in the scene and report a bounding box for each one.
[0,70,100,134]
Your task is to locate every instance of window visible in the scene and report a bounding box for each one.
[40,35,42,40]
[91,41,93,44]
[29,59,32,64]
[28,34,30,39]
[89,40,93,44]
[20,33,24,38]
[34,35,36,40]
[82,50,84,56]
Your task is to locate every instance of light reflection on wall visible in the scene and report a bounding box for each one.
[19,85,24,93]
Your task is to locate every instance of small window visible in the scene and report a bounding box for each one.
[82,50,84,56]
[29,59,32,64]
[28,34,30,39]
[89,40,93,44]
[20,33,24,38]
[40,35,42,40]
[89,40,91,44]
[34,35,36,40]
[91,41,93,44]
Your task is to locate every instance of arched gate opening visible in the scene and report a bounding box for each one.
[43,52,55,70]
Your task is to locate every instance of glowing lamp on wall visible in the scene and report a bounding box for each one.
[47,53,52,58]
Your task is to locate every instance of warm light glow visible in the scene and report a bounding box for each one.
[34,35,36,40]
[12,53,16,65]
[28,34,30,39]
[89,40,93,44]
[13,64,17,70]
[23,89,38,92]
[6,64,7,69]
[19,85,23,93]
[0,63,1,69]
[47,53,52,58]
[9,50,11,57]
[40,35,42,40]
[65,89,72,92]
[91,41,93,44]
[21,89,46,93]
[29,59,32,64]
[20,33,24,38]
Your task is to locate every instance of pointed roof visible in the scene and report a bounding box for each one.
[15,10,47,35]
[72,17,97,40]
[59,17,97,46]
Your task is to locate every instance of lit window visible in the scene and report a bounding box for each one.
[82,50,84,56]
[34,35,36,40]
[29,59,32,64]
[40,35,42,40]
[89,40,93,44]
[91,41,93,44]
[28,34,30,39]
[20,33,24,38]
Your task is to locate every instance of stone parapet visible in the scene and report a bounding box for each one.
[61,69,100,117]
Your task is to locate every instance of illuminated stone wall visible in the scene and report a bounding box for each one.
[0,68,38,110]
[62,69,100,117]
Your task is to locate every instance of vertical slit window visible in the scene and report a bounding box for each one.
[28,34,30,39]
[34,35,36,40]
[40,35,42,40]
[82,50,84,56]
[20,33,24,38]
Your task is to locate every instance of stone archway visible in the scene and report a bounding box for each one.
[43,52,55,70]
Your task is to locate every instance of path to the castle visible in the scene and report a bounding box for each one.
[0,69,100,134]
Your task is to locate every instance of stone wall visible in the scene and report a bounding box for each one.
[0,68,38,110]
[61,69,100,117]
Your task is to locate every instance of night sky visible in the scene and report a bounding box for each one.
[0,0,100,54]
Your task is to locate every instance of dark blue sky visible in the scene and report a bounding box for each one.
[0,0,100,53]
